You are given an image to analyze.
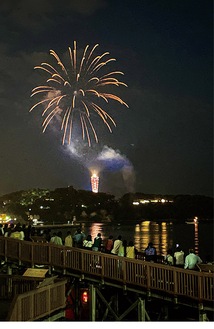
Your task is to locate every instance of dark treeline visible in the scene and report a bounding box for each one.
[118,193,213,221]
[0,187,213,223]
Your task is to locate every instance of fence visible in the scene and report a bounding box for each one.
[0,236,213,303]
[7,279,67,321]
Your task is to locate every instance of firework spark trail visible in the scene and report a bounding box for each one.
[30,41,128,146]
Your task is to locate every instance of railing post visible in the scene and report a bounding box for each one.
[62,249,66,274]
[18,241,22,266]
[7,273,12,296]
[49,243,53,272]
[7,265,12,275]
[198,302,207,321]
[30,292,34,320]
[48,284,51,315]
[146,263,152,300]
[74,282,80,320]
[90,284,96,321]
[173,267,178,295]
[146,263,151,290]
[138,297,145,321]
[198,272,203,301]
[101,253,104,278]
[5,238,8,263]
[31,243,34,268]
[17,298,22,321]
[122,258,126,282]
[81,249,84,271]
[48,243,51,265]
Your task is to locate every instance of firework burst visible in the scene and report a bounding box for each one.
[30,41,128,146]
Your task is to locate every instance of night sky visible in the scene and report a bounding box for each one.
[0,0,213,198]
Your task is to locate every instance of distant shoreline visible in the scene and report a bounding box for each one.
[33,217,213,229]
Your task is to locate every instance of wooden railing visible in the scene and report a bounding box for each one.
[0,237,213,303]
[0,275,42,299]
[197,264,214,273]
[7,279,67,321]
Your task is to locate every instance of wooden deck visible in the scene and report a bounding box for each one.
[0,236,213,304]
[7,279,67,321]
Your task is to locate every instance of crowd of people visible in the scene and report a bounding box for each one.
[0,223,206,270]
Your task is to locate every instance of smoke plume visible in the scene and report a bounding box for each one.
[66,143,135,194]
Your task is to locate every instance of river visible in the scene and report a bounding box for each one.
[46,219,214,262]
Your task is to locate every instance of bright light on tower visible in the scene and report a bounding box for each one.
[91,173,99,193]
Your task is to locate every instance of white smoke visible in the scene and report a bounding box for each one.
[66,141,83,158]
[96,145,136,193]
[65,142,136,194]
[97,145,127,162]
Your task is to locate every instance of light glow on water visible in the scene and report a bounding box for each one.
[194,222,199,255]
[51,219,212,261]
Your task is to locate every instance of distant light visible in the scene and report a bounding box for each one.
[91,173,99,193]
[133,202,139,205]
[81,204,87,208]
[194,216,198,223]
[81,290,89,304]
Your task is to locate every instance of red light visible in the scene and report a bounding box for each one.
[82,290,88,303]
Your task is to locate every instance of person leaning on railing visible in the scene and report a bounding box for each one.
[184,248,202,270]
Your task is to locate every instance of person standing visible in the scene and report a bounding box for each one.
[184,248,202,270]
[43,229,51,242]
[126,241,138,259]
[92,233,102,251]
[50,232,63,245]
[105,235,114,253]
[111,235,122,255]
[3,224,9,237]
[73,228,85,248]
[174,246,184,268]
[0,224,4,236]
[10,226,22,240]
[118,240,127,257]
[165,248,174,265]
[19,225,25,240]
[145,242,157,262]
[65,231,73,247]
[83,235,93,250]
[50,232,57,243]
[57,231,63,245]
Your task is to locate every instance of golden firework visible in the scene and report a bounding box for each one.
[30,41,128,146]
